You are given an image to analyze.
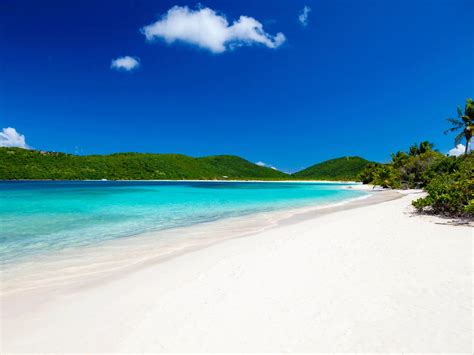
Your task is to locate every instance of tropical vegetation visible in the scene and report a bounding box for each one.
[358,142,442,188]
[412,153,473,217]
[358,98,473,218]
[444,98,473,155]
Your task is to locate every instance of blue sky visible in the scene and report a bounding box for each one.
[1,0,472,172]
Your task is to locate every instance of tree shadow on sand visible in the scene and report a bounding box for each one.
[406,209,473,227]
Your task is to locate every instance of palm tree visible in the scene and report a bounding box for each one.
[408,141,434,156]
[444,98,474,155]
[419,141,434,154]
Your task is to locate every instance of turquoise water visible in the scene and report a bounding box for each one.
[0,181,365,266]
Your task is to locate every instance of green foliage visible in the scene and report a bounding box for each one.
[398,150,444,188]
[358,163,382,184]
[358,163,401,188]
[358,139,473,218]
[0,148,379,181]
[0,148,289,180]
[197,155,290,180]
[412,153,474,217]
[369,165,401,189]
[359,141,443,189]
[355,95,474,219]
[408,141,434,156]
[390,151,409,167]
[444,98,473,154]
[292,156,373,181]
[421,155,461,184]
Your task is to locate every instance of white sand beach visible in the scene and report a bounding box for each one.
[1,191,472,353]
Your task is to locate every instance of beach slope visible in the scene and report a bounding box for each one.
[1,192,472,353]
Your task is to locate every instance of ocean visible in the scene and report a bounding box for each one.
[0,181,366,292]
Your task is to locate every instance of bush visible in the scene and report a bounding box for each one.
[398,151,445,189]
[412,153,473,217]
[421,155,460,185]
[358,142,442,189]
[359,142,473,218]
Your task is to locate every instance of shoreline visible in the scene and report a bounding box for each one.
[2,179,364,183]
[1,190,471,352]
[1,186,390,297]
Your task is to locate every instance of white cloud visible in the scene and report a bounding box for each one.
[447,144,471,157]
[110,56,140,71]
[256,161,278,170]
[0,127,29,149]
[141,6,286,53]
[298,6,311,26]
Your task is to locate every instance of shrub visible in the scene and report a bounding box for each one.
[358,142,442,189]
[421,155,460,185]
[412,153,473,217]
[398,151,445,189]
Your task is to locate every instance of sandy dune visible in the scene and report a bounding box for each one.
[1,192,472,353]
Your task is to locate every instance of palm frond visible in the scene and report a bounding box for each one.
[457,106,463,118]
[454,131,465,146]
[446,117,463,126]
[444,126,462,135]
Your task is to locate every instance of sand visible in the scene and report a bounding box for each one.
[1,191,472,353]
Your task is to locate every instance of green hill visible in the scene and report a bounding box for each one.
[197,155,287,179]
[0,148,376,181]
[0,148,289,180]
[292,156,373,181]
